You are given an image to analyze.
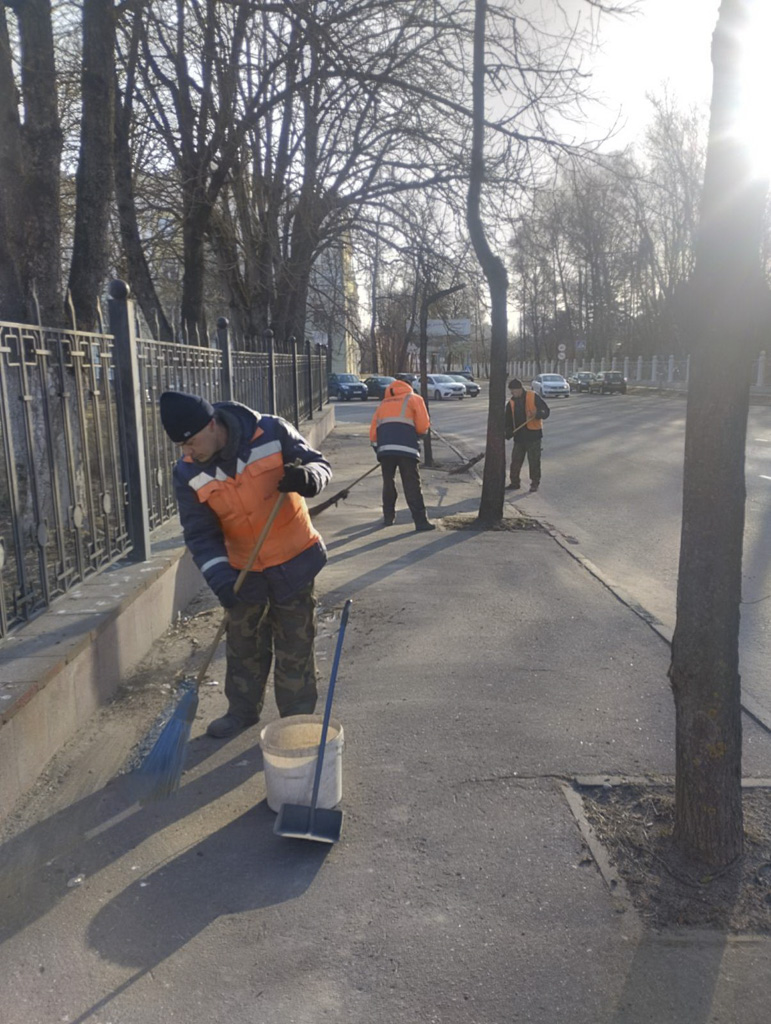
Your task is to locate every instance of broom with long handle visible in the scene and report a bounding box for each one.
[137,488,289,801]
[309,463,380,518]
[449,416,538,475]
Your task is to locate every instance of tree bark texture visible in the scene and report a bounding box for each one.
[669,0,770,868]
[67,0,116,330]
[0,6,27,320]
[180,197,210,344]
[466,0,507,527]
[113,20,174,342]
[10,0,63,325]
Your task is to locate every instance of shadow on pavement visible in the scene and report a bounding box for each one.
[0,733,321,948]
[85,799,326,967]
[609,930,728,1023]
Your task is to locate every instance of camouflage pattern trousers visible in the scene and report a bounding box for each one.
[224,583,318,721]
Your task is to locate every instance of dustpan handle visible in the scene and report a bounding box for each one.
[309,598,352,815]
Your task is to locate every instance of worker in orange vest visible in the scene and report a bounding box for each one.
[369,378,436,531]
[160,390,331,738]
[505,378,550,492]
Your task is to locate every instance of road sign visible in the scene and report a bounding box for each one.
[557,344,567,355]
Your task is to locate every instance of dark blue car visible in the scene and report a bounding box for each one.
[362,375,396,399]
[328,373,369,401]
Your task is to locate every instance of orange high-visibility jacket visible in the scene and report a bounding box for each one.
[509,390,542,431]
[172,404,329,599]
[370,379,430,460]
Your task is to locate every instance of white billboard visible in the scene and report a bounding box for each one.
[408,318,471,338]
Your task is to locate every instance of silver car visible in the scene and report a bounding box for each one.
[531,373,570,399]
[418,374,466,400]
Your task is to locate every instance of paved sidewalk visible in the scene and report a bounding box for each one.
[1,419,770,1023]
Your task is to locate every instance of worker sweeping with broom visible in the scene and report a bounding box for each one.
[159,390,332,741]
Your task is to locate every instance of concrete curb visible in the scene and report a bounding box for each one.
[0,405,335,822]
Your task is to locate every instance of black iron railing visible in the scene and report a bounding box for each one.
[0,280,327,639]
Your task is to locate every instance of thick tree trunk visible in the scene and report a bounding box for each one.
[180,199,210,344]
[67,0,115,330]
[669,0,769,868]
[467,0,507,527]
[11,0,63,325]
[0,6,27,320]
[113,80,174,341]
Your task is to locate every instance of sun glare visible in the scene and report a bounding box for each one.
[731,4,771,178]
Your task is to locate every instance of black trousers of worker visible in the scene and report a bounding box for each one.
[379,455,428,523]
[509,438,542,487]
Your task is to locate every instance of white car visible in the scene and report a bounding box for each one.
[531,373,570,399]
[417,374,466,401]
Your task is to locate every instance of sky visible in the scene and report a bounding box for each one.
[562,0,721,147]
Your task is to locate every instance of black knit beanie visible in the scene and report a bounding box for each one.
[508,378,523,390]
[159,391,215,442]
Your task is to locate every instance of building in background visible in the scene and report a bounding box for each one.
[307,239,361,374]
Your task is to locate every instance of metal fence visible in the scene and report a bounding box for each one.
[509,353,771,390]
[0,280,327,639]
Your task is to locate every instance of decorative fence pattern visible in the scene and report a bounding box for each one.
[509,352,770,390]
[0,321,129,637]
[0,281,327,639]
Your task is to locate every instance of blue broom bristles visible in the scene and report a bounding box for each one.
[137,684,199,802]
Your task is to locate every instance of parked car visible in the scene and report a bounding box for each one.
[453,370,475,381]
[362,375,396,399]
[589,371,627,395]
[568,371,597,393]
[416,374,466,401]
[328,373,368,401]
[531,373,570,399]
[447,373,481,397]
[395,372,420,389]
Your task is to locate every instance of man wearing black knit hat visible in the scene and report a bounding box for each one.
[159,390,332,738]
[504,379,550,492]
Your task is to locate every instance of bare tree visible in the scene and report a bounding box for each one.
[466,0,508,525]
[669,0,770,869]
[66,0,115,330]
[0,0,63,324]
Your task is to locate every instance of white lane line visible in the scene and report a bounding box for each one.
[761,475,771,481]
[754,438,771,443]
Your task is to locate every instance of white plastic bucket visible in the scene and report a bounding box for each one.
[259,714,344,813]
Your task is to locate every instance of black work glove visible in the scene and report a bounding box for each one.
[277,463,317,498]
[215,582,244,610]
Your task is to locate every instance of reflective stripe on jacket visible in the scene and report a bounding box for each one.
[370,379,430,460]
[509,390,542,431]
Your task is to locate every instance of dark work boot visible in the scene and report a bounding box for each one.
[506,480,521,490]
[414,519,436,533]
[206,713,259,739]
[529,482,539,493]
[383,512,395,526]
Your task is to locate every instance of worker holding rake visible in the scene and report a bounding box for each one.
[160,391,332,739]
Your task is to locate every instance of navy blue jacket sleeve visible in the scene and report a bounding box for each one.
[172,464,238,598]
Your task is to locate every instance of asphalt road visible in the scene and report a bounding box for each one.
[339,386,771,725]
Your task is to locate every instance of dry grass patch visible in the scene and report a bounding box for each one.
[581,783,771,933]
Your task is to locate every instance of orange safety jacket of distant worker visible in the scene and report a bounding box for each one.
[370,379,430,460]
[509,390,542,432]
